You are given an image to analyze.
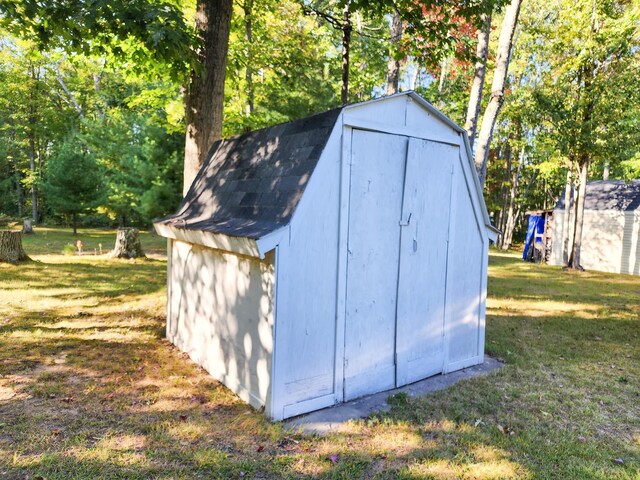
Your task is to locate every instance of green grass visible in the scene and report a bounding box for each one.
[19,226,167,256]
[0,240,638,479]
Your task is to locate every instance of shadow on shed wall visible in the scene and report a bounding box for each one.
[168,240,275,411]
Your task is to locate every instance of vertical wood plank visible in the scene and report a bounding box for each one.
[334,125,352,403]
[343,129,407,400]
[396,139,456,385]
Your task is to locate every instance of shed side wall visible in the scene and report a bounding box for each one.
[168,240,275,410]
[443,147,488,371]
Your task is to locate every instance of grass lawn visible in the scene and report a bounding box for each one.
[19,226,167,256]
[0,235,638,479]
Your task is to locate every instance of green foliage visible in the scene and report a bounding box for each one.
[61,244,76,256]
[41,134,105,230]
[523,0,640,169]
[0,0,193,80]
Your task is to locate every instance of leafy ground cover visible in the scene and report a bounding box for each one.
[0,237,637,479]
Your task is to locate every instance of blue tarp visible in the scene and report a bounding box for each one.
[523,215,545,260]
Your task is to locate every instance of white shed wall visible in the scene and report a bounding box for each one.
[269,121,343,420]
[551,210,640,275]
[167,239,275,411]
[444,151,487,370]
[270,100,491,418]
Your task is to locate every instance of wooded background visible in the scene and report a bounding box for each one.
[0,0,638,253]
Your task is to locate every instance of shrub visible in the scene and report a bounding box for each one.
[61,244,77,256]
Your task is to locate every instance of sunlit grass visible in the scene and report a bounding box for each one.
[19,226,167,256]
[0,243,638,479]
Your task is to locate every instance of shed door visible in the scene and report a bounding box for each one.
[344,130,407,401]
[395,138,455,385]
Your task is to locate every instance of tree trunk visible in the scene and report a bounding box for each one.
[243,0,255,116]
[29,64,39,223]
[0,230,30,263]
[561,160,573,266]
[341,3,352,106]
[497,143,513,248]
[500,145,524,250]
[569,159,589,270]
[385,10,403,95]
[474,0,522,186]
[72,213,78,235]
[183,0,233,195]
[438,57,448,95]
[464,13,491,150]
[29,141,38,223]
[109,228,146,259]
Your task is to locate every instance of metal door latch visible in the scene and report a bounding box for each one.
[399,213,412,226]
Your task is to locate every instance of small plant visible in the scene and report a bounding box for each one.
[61,244,77,256]
[387,392,410,406]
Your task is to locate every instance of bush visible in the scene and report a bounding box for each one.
[0,214,19,229]
[61,244,77,256]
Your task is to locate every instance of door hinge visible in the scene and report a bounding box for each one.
[394,351,398,365]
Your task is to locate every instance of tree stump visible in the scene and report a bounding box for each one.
[22,219,33,234]
[109,227,145,259]
[0,230,30,263]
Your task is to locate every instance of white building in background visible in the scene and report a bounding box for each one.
[550,180,640,275]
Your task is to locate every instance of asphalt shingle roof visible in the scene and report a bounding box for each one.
[156,108,342,239]
[556,180,640,211]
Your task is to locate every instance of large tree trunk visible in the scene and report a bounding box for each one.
[474,0,522,186]
[0,230,30,263]
[385,10,403,95]
[183,0,233,195]
[109,228,146,259]
[341,3,352,105]
[561,160,574,266]
[464,13,491,150]
[569,159,589,270]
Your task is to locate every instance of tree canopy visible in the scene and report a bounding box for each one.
[0,0,637,258]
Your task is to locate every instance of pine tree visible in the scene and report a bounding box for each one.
[42,136,105,234]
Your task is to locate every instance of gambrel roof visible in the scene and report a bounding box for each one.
[156,108,341,239]
[156,91,498,241]
[557,180,640,212]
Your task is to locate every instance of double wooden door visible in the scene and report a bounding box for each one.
[343,129,457,400]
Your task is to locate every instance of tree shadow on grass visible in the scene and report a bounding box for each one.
[0,254,637,479]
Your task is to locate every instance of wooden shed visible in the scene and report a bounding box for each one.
[549,180,640,274]
[154,92,498,420]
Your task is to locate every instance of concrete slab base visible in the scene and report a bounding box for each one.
[285,356,503,435]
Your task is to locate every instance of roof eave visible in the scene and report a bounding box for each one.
[154,222,263,258]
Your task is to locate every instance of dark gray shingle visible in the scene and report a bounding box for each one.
[156,108,342,239]
[556,180,640,211]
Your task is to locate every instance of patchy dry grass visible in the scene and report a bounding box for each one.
[0,246,638,479]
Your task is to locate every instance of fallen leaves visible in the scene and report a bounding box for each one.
[496,424,515,436]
